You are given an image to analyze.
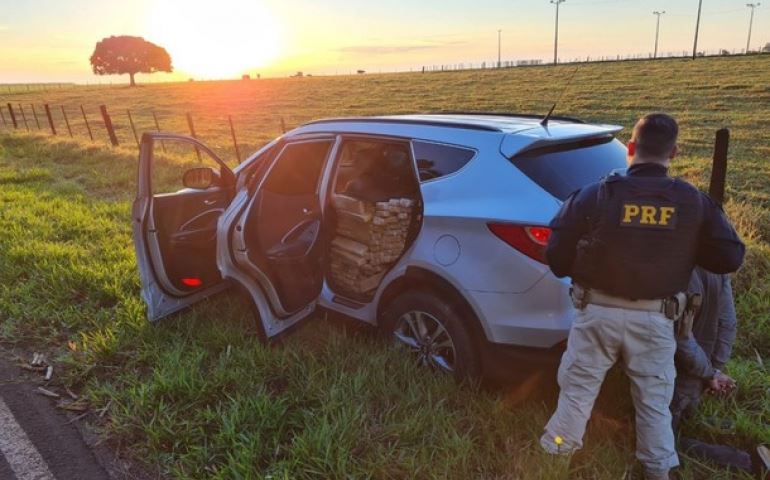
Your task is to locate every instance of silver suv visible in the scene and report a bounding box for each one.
[133,114,628,380]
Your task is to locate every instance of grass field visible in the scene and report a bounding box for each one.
[1,55,769,479]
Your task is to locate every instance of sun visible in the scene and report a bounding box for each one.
[147,0,282,79]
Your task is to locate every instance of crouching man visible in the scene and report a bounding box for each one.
[673,266,770,476]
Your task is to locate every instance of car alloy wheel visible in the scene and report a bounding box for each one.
[382,289,481,381]
[393,310,457,374]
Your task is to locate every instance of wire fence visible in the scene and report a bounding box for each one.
[0,100,297,166]
[414,49,769,74]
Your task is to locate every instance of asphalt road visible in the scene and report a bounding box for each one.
[0,355,111,480]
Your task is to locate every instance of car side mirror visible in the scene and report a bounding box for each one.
[183,167,218,189]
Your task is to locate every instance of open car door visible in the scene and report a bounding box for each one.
[132,133,235,321]
[224,137,336,338]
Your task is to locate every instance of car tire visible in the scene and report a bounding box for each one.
[380,289,482,382]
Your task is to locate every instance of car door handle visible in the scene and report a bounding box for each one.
[204,199,218,206]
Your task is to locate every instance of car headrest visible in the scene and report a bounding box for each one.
[353,147,381,172]
[383,147,410,173]
[353,145,411,177]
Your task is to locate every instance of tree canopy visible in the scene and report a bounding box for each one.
[90,36,172,86]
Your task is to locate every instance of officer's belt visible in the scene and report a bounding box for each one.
[583,289,667,314]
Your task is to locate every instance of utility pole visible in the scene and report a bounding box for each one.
[746,3,761,53]
[692,0,703,59]
[498,29,502,68]
[653,11,666,59]
[551,0,566,64]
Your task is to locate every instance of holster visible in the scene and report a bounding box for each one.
[663,292,688,321]
[569,284,588,310]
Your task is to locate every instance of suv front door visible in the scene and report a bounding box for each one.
[132,133,235,321]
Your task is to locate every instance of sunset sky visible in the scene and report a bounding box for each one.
[0,0,767,83]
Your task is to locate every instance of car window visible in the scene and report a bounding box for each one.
[510,137,628,200]
[262,141,332,195]
[152,138,226,195]
[238,142,278,190]
[412,141,475,182]
[332,139,417,201]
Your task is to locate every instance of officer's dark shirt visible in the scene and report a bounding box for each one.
[546,162,745,279]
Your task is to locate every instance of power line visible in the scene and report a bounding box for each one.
[653,11,666,59]
[551,0,567,64]
[693,0,703,59]
[567,0,633,6]
[746,3,761,53]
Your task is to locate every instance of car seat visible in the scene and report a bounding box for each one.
[343,145,416,202]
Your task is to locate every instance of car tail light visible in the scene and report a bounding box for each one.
[181,277,203,287]
[487,223,552,264]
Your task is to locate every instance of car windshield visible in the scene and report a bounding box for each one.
[510,136,628,200]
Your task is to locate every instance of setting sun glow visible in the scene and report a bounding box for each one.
[147,0,282,79]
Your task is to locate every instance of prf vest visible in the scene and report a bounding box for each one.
[571,174,704,300]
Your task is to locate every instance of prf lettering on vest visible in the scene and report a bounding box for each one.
[620,203,678,230]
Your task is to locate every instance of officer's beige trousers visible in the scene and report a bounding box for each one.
[540,304,679,473]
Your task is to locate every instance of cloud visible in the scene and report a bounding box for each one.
[339,40,467,56]
[339,45,438,55]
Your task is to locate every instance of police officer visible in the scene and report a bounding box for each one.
[539,113,745,480]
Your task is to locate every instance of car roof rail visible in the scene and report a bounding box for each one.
[301,117,502,132]
[428,111,585,124]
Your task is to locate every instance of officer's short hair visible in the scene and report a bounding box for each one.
[632,113,679,158]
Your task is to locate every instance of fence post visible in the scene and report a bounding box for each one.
[126,109,139,146]
[61,106,73,137]
[7,104,18,129]
[228,115,241,162]
[280,116,286,133]
[152,110,166,152]
[709,129,730,206]
[0,107,6,127]
[186,112,201,161]
[100,105,119,146]
[44,104,57,135]
[80,106,93,141]
[18,104,29,131]
[31,104,41,129]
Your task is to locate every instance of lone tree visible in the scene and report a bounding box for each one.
[90,36,172,86]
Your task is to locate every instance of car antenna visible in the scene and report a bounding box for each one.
[541,65,581,127]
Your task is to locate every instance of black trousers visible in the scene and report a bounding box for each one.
[671,391,753,473]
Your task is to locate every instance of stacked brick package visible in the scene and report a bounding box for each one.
[330,195,415,295]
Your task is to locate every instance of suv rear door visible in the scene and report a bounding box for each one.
[226,136,336,333]
[132,133,235,321]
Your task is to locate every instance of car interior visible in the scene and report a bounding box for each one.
[241,140,333,314]
[326,138,421,302]
[151,143,233,294]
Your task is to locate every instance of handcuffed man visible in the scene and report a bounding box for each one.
[673,266,770,476]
